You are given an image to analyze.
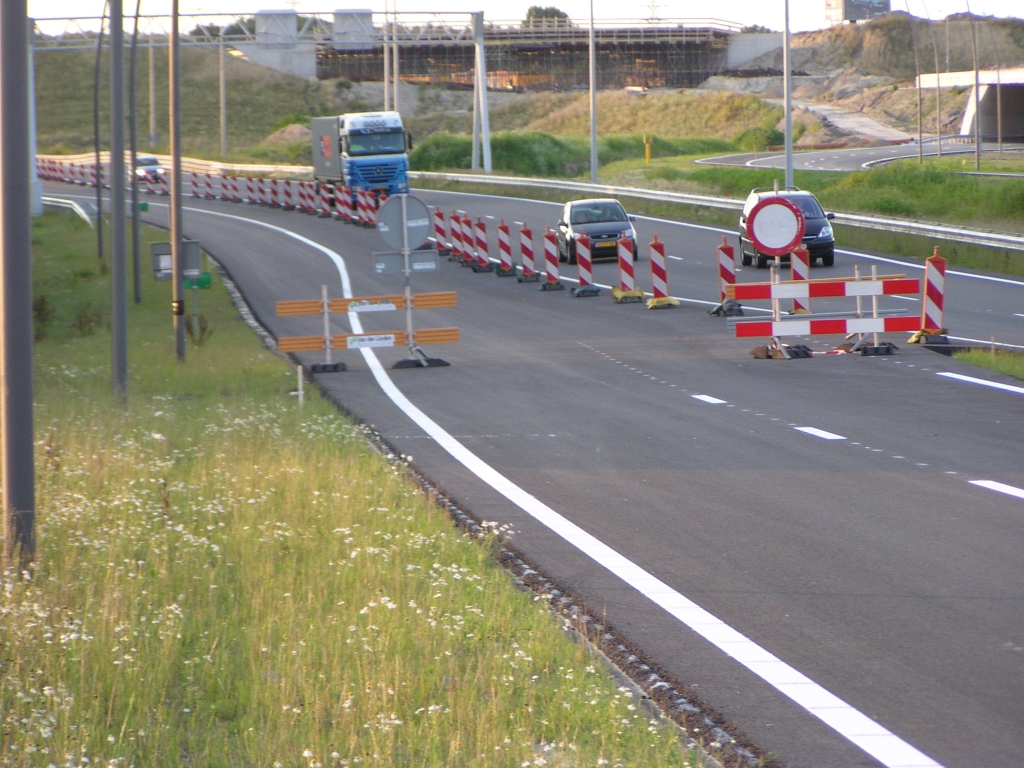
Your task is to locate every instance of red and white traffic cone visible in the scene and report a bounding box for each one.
[449,211,463,261]
[572,233,600,296]
[540,228,564,291]
[191,172,200,198]
[460,212,476,266]
[283,180,294,210]
[517,223,539,282]
[319,183,331,217]
[340,186,353,222]
[911,247,948,342]
[158,176,169,196]
[471,218,493,272]
[245,177,254,203]
[220,175,231,201]
[647,234,678,308]
[271,178,281,208]
[709,235,742,317]
[790,245,811,314]
[495,219,516,276]
[354,187,366,224]
[204,173,214,199]
[433,208,449,255]
[232,176,241,202]
[612,236,643,303]
[256,177,265,205]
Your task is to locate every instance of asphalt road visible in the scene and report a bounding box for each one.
[697,139,1024,172]
[46,182,1024,768]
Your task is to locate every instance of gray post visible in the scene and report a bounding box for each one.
[968,11,981,170]
[148,40,157,145]
[782,0,793,189]
[28,18,42,217]
[909,15,922,163]
[110,0,128,401]
[169,0,185,361]
[93,9,105,263]
[129,0,142,303]
[588,0,597,184]
[219,36,227,158]
[473,13,491,173]
[471,72,481,171]
[1,0,36,572]
[382,7,390,111]
[392,20,400,114]
[927,19,941,156]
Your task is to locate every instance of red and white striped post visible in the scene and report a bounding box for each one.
[612,236,643,302]
[257,177,266,205]
[218,175,229,201]
[282,180,294,210]
[460,212,476,265]
[295,180,305,211]
[158,176,169,196]
[919,247,947,336]
[354,187,366,224]
[517,223,539,282]
[246,177,255,204]
[190,172,200,198]
[89,164,97,188]
[790,245,811,314]
[540,228,564,291]
[307,182,317,213]
[319,184,331,217]
[270,178,280,207]
[496,219,516,276]
[647,234,679,308]
[449,211,464,261]
[202,173,213,199]
[145,177,154,195]
[472,218,493,272]
[433,208,449,255]
[718,236,736,303]
[572,233,600,296]
[339,187,353,222]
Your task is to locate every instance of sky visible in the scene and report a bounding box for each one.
[30,0,1022,35]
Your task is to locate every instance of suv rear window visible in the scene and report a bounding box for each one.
[570,202,627,225]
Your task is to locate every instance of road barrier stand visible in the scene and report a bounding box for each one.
[433,208,450,256]
[612,236,644,303]
[709,236,743,317]
[276,287,459,371]
[729,267,921,358]
[540,228,565,291]
[354,187,367,224]
[89,164,97,188]
[790,245,810,314]
[218,175,229,202]
[190,172,200,198]
[460,212,477,266]
[449,211,464,261]
[202,173,213,199]
[283,179,295,210]
[908,247,949,344]
[572,233,601,297]
[517,223,540,282]
[257,178,266,205]
[158,176,169,196]
[338,186,353,222]
[471,217,494,272]
[647,234,679,309]
[496,220,517,276]
[319,183,331,218]
[271,178,282,208]
[244,177,254,204]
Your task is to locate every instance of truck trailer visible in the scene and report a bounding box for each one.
[311,112,412,199]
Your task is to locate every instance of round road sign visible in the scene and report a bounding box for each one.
[376,194,431,252]
[747,196,805,257]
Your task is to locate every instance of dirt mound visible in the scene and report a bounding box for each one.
[261,123,311,146]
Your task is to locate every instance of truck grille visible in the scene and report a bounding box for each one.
[352,162,401,186]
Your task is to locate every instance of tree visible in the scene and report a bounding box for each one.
[523,6,572,28]
[741,24,776,34]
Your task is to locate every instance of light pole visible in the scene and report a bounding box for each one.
[589,0,598,184]
[169,0,186,361]
[783,0,793,188]
[111,0,128,401]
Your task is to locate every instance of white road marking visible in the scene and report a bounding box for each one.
[797,426,846,440]
[936,371,1024,395]
[142,201,945,768]
[970,480,1024,500]
[692,394,727,404]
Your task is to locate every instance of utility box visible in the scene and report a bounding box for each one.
[151,239,200,281]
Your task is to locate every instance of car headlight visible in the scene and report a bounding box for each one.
[624,228,635,240]
[818,224,833,240]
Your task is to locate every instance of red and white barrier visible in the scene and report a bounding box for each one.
[572,234,599,296]
[518,223,539,282]
[730,278,919,301]
[218,175,229,201]
[319,184,331,217]
[790,245,811,313]
[202,174,212,199]
[339,187,353,222]
[736,316,920,338]
[158,176,169,196]
[191,172,200,198]
[353,187,366,224]
[612,236,643,302]
[496,220,515,276]
[717,236,736,303]
[145,177,155,195]
[921,248,946,334]
[647,234,678,308]
[270,179,280,207]
[449,211,464,260]
[283,180,294,210]
[434,208,448,254]
[472,218,492,272]
[541,228,563,290]
[460,213,476,265]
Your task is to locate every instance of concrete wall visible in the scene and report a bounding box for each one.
[959,84,1024,141]
[333,10,376,51]
[726,33,782,70]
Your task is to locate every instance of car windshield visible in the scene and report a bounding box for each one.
[347,130,405,156]
[786,195,824,218]
[570,202,627,225]
[136,157,160,167]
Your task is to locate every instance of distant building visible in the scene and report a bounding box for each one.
[825,0,891,26]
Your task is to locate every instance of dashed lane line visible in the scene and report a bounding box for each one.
[795,426,847,440]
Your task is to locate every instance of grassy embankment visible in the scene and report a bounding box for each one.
[4,210,705,767]
[953,348,1024,380]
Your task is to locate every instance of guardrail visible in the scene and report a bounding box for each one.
[41,195,95,226]
[408,171,1024,253]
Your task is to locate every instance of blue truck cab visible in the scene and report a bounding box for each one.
[311,111,412,197]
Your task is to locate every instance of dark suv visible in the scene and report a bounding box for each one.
[738,187,835,268]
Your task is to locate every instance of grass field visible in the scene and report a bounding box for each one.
[953,348,1024,380]
[5,210,712,768]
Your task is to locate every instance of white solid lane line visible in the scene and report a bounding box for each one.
[692,394,727,404]
[795,426,847,440]
[970,480,1024,501]
[168,204,943,768]
[936,371,1024,395]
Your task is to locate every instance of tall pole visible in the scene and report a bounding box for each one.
[392,12,399,114]
[968,9,981,170]
[924,8,942,156]
[473,12,491,173]
[219,35,227,158]
[94,5,106,264]
[130,0,142,304]
[1,0,37,572]
[986,22,1002,157]
[110,0,128,401]
[588,0,598,184]
[382,3,390,111]
[148,39,156,145]
[783,0,793,189]
[169,0,185,361]
[27,17,42,217]
[908,11,922,163]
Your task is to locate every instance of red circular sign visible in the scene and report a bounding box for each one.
[747,196,806,257]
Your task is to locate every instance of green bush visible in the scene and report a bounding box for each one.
[734,127,785,152]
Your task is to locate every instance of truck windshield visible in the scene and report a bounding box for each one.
[347,131,405,156]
